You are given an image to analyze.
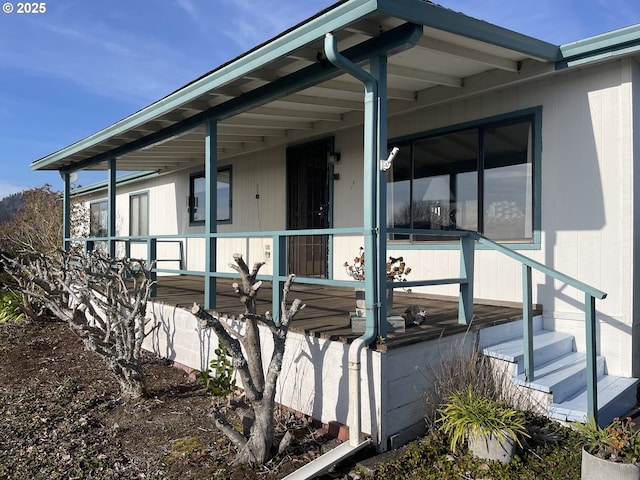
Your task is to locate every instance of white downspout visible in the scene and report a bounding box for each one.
[348,337,367,446]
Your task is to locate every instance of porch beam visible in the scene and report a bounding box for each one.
[204,120,218,310]
[415,36,519,72]
[277,94,365,111]
[387,64,462,88]
[248,107,342,122]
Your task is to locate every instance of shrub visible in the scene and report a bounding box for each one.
[0,290,24,323]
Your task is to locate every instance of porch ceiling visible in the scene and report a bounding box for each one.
[30,0,560,175]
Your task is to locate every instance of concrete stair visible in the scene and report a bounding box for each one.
[480,319,638,426]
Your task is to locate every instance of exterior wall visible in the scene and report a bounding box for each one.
[144,301,383,445]
[363,59,635,377]
[144,298,485,450]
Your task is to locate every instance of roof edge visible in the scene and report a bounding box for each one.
[377,0,560,62]
[30,0,376,172]
[558,24,640,68]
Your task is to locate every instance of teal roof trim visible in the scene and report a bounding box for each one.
[30,0,378,171]
[558,24,640,69]
[377,0,560,62]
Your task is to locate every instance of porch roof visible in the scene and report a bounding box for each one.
[30,0,563,175]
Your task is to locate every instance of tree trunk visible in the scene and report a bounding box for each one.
[234,398,275,465]
[109,359,146,399]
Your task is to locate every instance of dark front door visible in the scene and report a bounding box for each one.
[286,139,331,278]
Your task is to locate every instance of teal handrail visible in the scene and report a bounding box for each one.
[472,233,606,423]
[71,226,607,422]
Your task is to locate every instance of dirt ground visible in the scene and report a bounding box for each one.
[0,320,351,480]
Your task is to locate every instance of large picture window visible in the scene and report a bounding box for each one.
[189,166,232,225]
[388,114,535,242]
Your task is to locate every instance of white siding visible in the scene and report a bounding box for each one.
[80,57,638,376]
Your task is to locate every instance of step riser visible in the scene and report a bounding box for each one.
[479,315,543,348]
[544,357,605,404]
[513,337,574,375]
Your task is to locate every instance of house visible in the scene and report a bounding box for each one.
[31,0,640,453]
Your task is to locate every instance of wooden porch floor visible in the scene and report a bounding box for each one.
[153,275,539,351]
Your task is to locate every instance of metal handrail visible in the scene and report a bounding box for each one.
[69,226,606,421]
[470,232,605,423]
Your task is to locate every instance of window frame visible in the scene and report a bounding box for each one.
[189,166,232,226]
[129,191,149,237]
[387,107,542,249]
[89,199,108,238]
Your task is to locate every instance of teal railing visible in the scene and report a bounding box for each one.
[75,227,606,422]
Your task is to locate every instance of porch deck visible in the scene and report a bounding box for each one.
[153,275,538,351]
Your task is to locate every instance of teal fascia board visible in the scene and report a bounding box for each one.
[48,22,422,173]
[70,171,159,196]
[30,0,379,172]
[377,0,560,62]
[558,24,640,69]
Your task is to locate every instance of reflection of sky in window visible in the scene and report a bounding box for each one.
[193,177,230,221]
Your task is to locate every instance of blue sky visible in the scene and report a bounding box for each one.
[1,0,640,200]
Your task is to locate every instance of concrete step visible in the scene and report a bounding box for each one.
[548,375,639,426]
[482,330,574,376]
[513,351,605,404]
[483,326,639,427]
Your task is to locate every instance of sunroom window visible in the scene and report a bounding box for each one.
[388,115,535,242]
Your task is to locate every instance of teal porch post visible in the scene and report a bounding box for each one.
[107,158,116,258]
[458,235,474,324]
[204,120,218,310]
[62,172,71,251]
[522,264,534,381]
[585,293,598,423]
[372,53,388,337]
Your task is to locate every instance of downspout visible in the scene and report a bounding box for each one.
[324,32,379,448]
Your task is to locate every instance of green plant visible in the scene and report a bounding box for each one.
[437,386,529,452]
[0,290,25,323]
[193,343,236,398]
[576,416,640,463]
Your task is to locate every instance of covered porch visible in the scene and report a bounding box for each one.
[151,274,538,351]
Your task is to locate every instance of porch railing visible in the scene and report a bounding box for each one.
[74,226,607,422]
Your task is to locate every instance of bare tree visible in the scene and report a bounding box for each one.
[0,184,89,321]
[2,249,154,399]
[191,254,305,465]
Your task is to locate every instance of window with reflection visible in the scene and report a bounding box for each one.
[388,115,534,242]
[90,200,108,237]
[189,166,232,225]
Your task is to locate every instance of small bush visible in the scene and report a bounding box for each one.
[193,343,236,398]
[367,416,582,479]
[0,290,24,323]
